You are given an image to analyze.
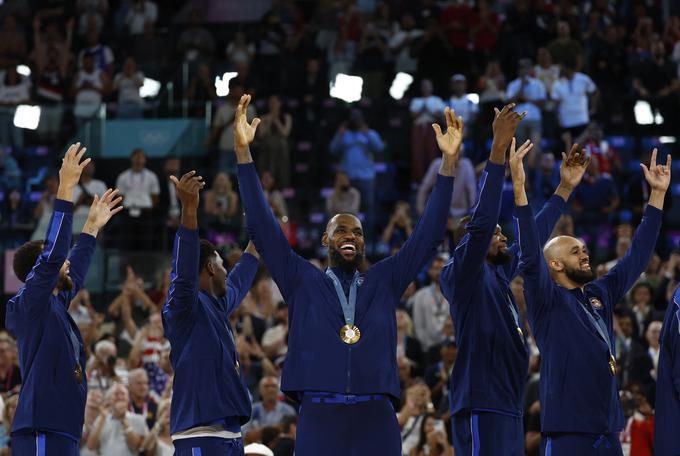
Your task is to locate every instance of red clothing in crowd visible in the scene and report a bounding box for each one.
[621,413,654,456]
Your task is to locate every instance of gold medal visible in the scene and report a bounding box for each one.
[608,355,616,376]
[235,360,240,374]
[340,325,361,344]
[74,363,83,383]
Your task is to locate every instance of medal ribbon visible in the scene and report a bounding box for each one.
[578,296,614,361]
[326,269,360,326]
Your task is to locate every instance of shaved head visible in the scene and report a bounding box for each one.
[544,236,594,286]
[326,213,362,233]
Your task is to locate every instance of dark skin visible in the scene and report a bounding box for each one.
[170,170,258,297]
[321,214,366,270]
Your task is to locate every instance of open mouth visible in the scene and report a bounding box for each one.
[340,243,356,253]
[580,261,590,270]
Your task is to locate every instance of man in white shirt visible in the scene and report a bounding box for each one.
[409,79,445,182]
[507,59,547,163]
[447,74,479,128]
[115,148,160,249]
[550,59,598,151]
[72,161,108,233]
[410,256,449,351]
[86,383,149,456]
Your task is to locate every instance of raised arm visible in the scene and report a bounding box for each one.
[441,104,526,290]
[68,188,124,298]
[163,171,205,322]
[598,149,669,304]
[386,107,459,292]
[509,138,556,325]
[225,242,260,315]
[669,288,680,398]
[234,94,304,298]
[7,143,89,319]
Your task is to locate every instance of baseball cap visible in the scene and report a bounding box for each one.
[451,74,466,82]
[244,443,274,456]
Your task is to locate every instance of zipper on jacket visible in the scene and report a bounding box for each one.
[346,347,352,393]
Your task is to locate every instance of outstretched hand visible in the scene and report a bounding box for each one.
[59,142,90,192]
[432,106,464,161]
[234,94,261,152]
[490,103,527,162]
[640,148,671,192]
[508,137,534,187]
[169,171,205,210]
[86,189,124,229]
[559,143,590,190]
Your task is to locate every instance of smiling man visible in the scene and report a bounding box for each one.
[513,148,670,455]
[440,104,589,456]
[7,143,123,455]
[235,95,460,455]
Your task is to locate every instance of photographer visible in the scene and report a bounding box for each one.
[398,383,435,455]
[326,170,361,216]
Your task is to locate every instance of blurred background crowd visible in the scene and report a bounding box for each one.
[0,0,680,455]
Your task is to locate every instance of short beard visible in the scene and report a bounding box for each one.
[57,274,74,292]
[329,247,363,273]
[487,251,511,266]
[565,266,595,285]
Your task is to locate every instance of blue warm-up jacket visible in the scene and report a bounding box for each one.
[6,199,95,440]
[440,161,567,417]
[654,285,680,454]
[162,226,259,434]
[237,162,452,400]
[516,203,661,433]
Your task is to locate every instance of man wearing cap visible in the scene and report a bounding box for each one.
[513,146,670,455]
[235,94,460,455]
[654,283,680,455]
[447,74,478,132]
[440,106,588,455]
[506,58,547,164]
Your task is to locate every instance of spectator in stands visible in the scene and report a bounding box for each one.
[0,394,18,453]
[389,14,421,74]
[246,376,296,431]
[507,58,546,164]
[0,338,20,396]
[0,15,28,69]
[76,0,108,36]
[142,398,172,455]
[469,0,500,70]
[88,339,121,391]
[128,368,158,430]
[411,256,449,353]
[399,383,434,456]
[226,31,255,68]
[186,63,217,117]
[82,389,104,454]
[72,52,109,128]
[547,20,583,66]
[271,415,296,456]
[327,29,356,83]
[30,174,58,241]
[478,60,506,104]
[409,79,445,183]
[326,170,361,216]
[261,302,289,360]
[447,74,478,136]
[115,148,160,250]
[396,309,425,378]
[33,17,73,143]
[125,0,158,35]
[177,8,215,62]
[381,201,413,254]
[534,47,560,95]
[622,388,655,456]
[0,147,21,191]
[256,95,292,188]
[113,57,145,118]
[354,22,389,99]
[78,27,114,72]
[261,171,288,219]
[209,82,254,174]
[590,25,628,115]
[72,161,108,233]
[630,282,663,338]
[410,413,453,456]
[129,22,167,78]
[617,313,653,388]
[86,383,149,455]
[550,58,598,151]
[202,172,241,245]
[645,320,662,380]
[329,109,384,247]
[424,338,456,410]
[0,65,31,149]
[156,157,181,240]
[632,38,680,127]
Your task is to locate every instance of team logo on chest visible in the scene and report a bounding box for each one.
[357,276,364,286]
[589,297,603,310]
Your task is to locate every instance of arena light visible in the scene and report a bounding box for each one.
[215,72,239,97]
[329,73,363,103]
[659,136,676,144]
[16,65,30,77]
[466,93,480,104]
[13,105,40,130]
[139,78,161,98]
[389,72,413,100]
[654,110,664,125]
[634,100,654,125]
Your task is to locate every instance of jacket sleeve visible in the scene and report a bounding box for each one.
[7,199,73,320]
[382,173,453,296]
[440,162,504,303]
[163,226,199,322]
[225,253,259,316]
[515,204,558,327]
[238,162,305,302]
[65,233,97,302]
[597,205,662,309]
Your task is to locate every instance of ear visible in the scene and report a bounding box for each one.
[206,259,216,276]
[321,231,329,247]
[549,259,564,273]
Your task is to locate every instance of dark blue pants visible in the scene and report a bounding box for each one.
[541,433,623,456]
[452,411,524,456]
[173,436,244,456]
[12,432,79,456]
[296,395,401,456]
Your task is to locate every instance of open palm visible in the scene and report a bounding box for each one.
[508,138,534,186]
[87,188,124,228]
[641,148,672,191]
[559,143,590,189]
[234,94,261,150]
[432,107,464,160]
